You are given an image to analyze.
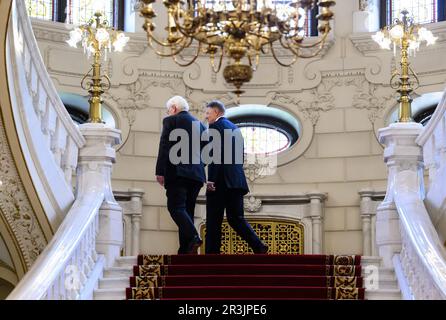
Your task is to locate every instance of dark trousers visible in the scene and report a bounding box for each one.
[166,177,202,254]
[205,183,264,254]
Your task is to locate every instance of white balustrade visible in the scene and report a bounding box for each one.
[6,0,85,226]
[6,1,122,299]
[379,122,446,299]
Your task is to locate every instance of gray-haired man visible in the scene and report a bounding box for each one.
[155,96,206,254]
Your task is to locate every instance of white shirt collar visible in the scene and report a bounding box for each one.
[215,116,224,123]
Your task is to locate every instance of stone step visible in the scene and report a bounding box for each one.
[365,289,401,300]
[98,277,130,289]
[93,288,126,300]
[115,256,137,267]
[103,266,133,278]
[361,256,382,266]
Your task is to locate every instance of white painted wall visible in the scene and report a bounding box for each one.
[30,1,446,255]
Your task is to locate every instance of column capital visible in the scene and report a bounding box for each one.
[306,191,327,202]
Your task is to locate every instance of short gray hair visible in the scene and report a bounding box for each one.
[166,96,190,112]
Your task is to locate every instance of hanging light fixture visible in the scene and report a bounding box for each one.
[138,0,335,96]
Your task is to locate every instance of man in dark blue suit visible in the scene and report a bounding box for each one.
[204,100,268,254]
[156,96,206,254]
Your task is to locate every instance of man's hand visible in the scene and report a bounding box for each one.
[156,175,165,186]
[206,181,216,192]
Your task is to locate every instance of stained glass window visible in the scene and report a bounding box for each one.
[240,125,290,155]
[25,0,122,28]
[26,0,54,20]
[67,0,115,26]
[386,0,437,25]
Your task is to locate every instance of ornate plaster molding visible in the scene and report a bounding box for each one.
[104,69,184,123]
[244,196,262,213]
[0,121,47,269]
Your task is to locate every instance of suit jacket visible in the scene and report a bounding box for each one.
[207,117,249,195]
[155,111,206,187]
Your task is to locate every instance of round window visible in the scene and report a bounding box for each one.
[226,105,300,155]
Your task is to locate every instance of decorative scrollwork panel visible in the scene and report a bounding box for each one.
[200,219,304,254]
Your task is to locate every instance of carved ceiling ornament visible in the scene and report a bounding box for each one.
[0,120,47,269]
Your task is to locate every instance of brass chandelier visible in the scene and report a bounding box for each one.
[139,0,335,95]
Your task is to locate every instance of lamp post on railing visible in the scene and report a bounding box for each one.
[372,9,437,122]
[66,12,129,123]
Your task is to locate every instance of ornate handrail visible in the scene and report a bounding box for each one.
[416,90,446,232]
[416,88,446,184]
[379,122,446,299]
[393,169,446,299]
[6,0,85,227]
[6,169,103,299]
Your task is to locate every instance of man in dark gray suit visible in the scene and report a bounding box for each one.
[204,100,268,254]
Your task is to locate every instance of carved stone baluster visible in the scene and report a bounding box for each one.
[42,102,57,150]
[438,116,446,168]
[51,118,68,168]
[62,138,78,186]
[424,139,436,187]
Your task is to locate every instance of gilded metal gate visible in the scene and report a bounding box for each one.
[200,219,304,254]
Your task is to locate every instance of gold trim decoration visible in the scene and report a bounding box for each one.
[131,287,156,300]
[335,287,359,300]
[200,219,304,254]
[334,276,357,288]
[141,255,164,266]
[333,265,356,277]
[333,255,355,265]
[134,276,158,288]
[138,265,161,277]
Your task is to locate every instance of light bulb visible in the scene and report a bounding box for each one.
[113,33,130,52]
[95,28,110,44]
[389,25,404,40]
[372,31,391,50]
[92,0,105,13]
[418,27,437,46]
[380,37,391,50]
[66,28,82,48]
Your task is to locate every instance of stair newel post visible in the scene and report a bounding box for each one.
[307,192,327,254]
[78,123,123,267]
[376,122,424,268]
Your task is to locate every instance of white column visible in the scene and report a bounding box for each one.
[376,122,424,268]
[359,188,375,256]
[79,123,123,268]
[307,192,326,254]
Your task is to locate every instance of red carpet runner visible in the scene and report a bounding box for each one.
[126,254,365,300]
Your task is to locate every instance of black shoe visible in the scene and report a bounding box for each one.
[254,244,268,254]
[186,236,203,254]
